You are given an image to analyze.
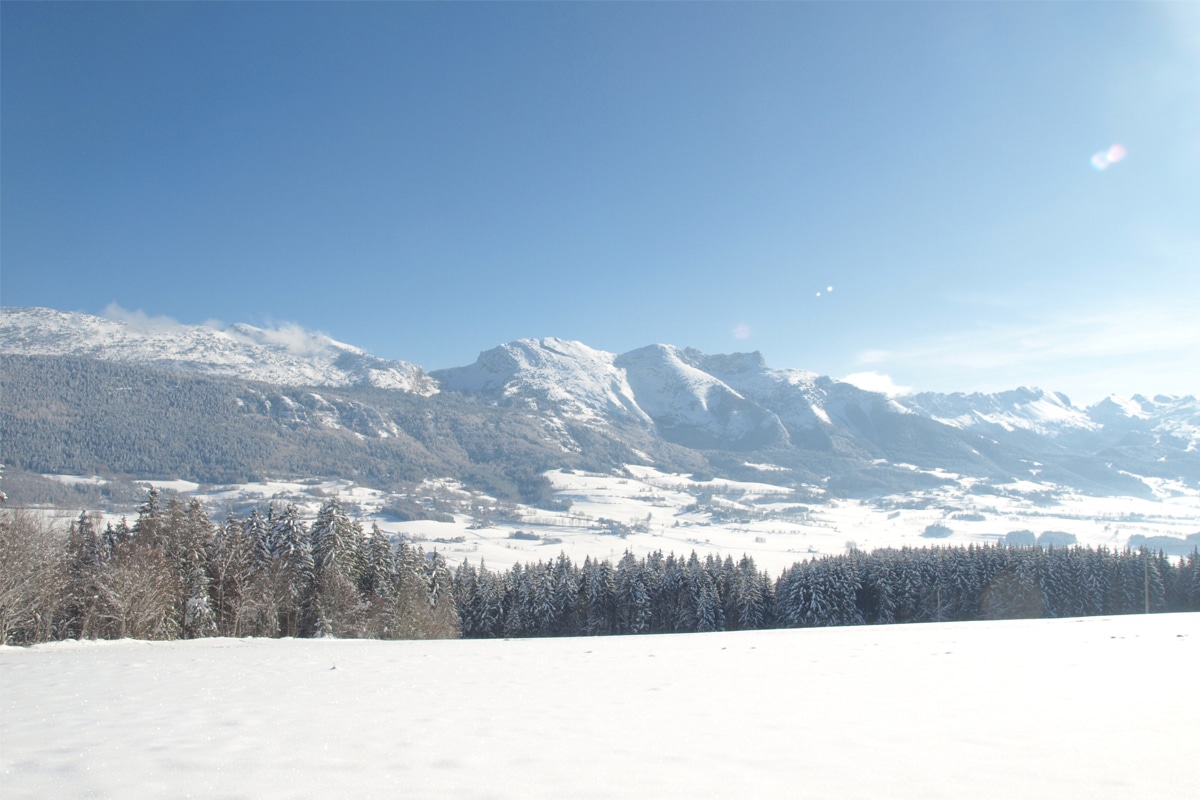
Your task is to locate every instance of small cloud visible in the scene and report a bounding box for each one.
[230,321,336,357]
[733,322,752,340]
[842,371,913,397]
[1090,143,1128,171]
[102,303,182,331]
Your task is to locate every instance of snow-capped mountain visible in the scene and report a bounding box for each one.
[1086,394,1200,451]
[3,305,1198,501]
[0,307,436,394]
[614,344,788,450]
[432,338,649,425]
[434,339,881,452]
[898,387,1099,437]
[895,387,1199,452]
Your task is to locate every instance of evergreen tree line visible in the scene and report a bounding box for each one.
[452,543,1200,639]
[0,489,457,645]
[3,489,1198,646]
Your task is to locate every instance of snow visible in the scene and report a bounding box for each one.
[903,387,1101,436]
[30,464,1200,577]
[3,613,1196,799]
[617,345,752,427]
[0,307,436,394]
[1100,394,1151,419]
[143,478,203,493]
[434,338,650,425]
[40,474,110,487]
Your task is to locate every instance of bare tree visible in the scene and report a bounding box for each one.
[95,538,179,640]
[0,509,67,645]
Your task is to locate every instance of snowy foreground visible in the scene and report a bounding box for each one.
[3,614,1198,799]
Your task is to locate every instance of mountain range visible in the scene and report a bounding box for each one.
[2,306,1198,505]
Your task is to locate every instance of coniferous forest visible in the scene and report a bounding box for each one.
[2,489,1198,646]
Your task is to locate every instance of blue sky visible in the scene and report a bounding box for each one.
[3,2,1197,403]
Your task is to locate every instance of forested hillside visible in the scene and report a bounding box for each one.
[0,355,689,505]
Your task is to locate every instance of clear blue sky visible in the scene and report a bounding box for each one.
[3,2,1197,403]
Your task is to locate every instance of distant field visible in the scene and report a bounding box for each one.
[3,613,1197,799]
[27,464,1200,576]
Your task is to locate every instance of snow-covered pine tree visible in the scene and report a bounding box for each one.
[424,550,459,638]
[730,554,768,631]
[550,552,580,637]
[359,523,396,638]
[130,487,163,546]
[582,556,617,636]
[527,561,555,637]
[308,497,364,637]
[178,499,217,638]
[270,504,313,637]
[503,563,529,637]
[614,551,651,634]
[245,508,273,570]
[473,560,506,638]
[453,560,480,637]
[1186,549,1200,611]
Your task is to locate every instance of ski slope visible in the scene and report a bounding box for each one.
[3,613,1197,799]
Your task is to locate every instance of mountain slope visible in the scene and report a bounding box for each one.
[899,387,1098,437]
[432,338,649,425]
[2,306,1198,500]
[0,307,436,394]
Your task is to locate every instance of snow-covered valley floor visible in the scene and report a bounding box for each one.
[3,613,1197,799]
[35,464,1200,577]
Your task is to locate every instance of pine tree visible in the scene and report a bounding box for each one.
[245,508,273,569]
[550,552,580,636]
[178,499,217,638]
[63,511,105,639]
[359,523,396,638]
[1186,549,1200,611]
[581,557,617,636]
[424,550,459,638]
[503,563,529,637]
[131,487,164,547]
[731,554,768,630]
[473,560,506,638]
[453,561,480,637]
[268,505,313,637]
[615,551,651,634]
[308,498,364,637]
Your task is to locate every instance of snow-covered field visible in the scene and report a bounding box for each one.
[3,613,1196,799]
[38,464,1200,575]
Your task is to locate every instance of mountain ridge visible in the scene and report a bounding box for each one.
[0,306,437,394]
[2,306,1198,501]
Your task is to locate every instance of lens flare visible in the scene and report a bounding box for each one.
[1091,143,1128,171]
